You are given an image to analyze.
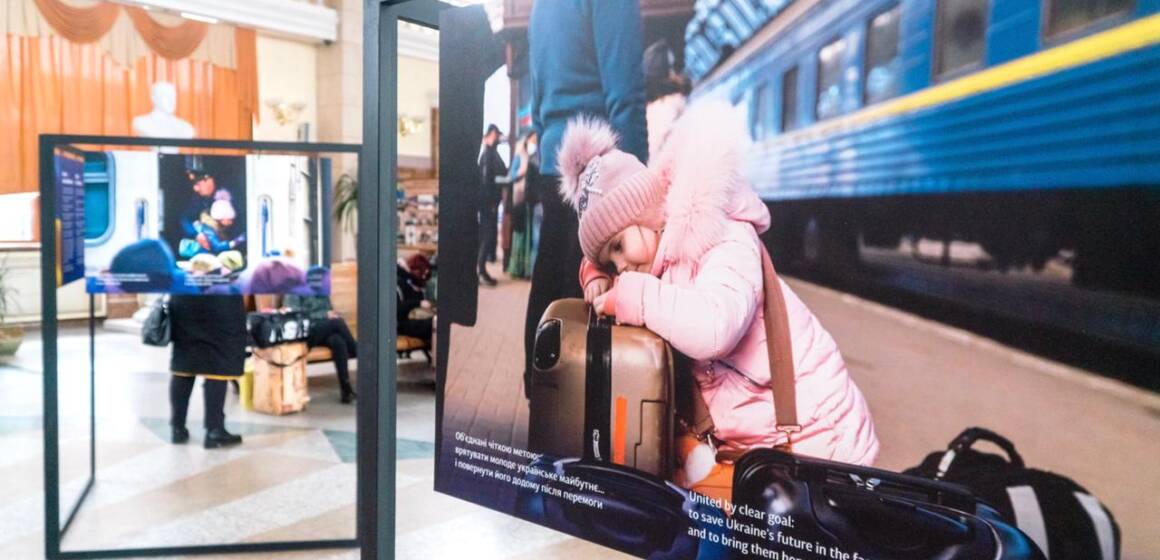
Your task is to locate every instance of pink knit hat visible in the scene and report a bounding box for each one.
[557,116,666,262]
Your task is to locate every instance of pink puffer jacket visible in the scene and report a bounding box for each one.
[611,103,879,466]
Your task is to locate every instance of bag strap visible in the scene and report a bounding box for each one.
[252,346,309,369]
[936,427,1025,478]
[685,245,800,456]
[761,246,801,450]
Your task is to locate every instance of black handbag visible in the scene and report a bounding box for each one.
[905,427,1120,560]
[246,311,311,349]
[733,448,1047,560]
[141,297,170,347]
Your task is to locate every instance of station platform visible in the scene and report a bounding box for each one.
[442,268,1160,559]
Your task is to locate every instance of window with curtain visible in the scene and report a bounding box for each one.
[816,37,849,120]
[781,66,800,132]
[1046,0,1134,38]
[751,82,771,139]
[864,5,902,105]
[934,0,989,78]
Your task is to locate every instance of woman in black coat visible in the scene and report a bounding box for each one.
[168,294,246,449]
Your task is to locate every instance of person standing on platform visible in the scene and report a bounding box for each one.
[477,124,507,287]
[523,0,649,395]
[168,294,246,449]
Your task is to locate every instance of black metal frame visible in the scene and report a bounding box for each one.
[359,2,450,558]
[39,134,360,559]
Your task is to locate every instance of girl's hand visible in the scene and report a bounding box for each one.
[584,277,611,304]
[592,286,618,317]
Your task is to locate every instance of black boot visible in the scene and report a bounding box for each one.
[204,428,243,449]
[341,388,357,404]
[478,271,497,287]
[172,426,190,444]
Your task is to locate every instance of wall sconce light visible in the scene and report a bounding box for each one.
[398,113,426,137]
[265,98,306,126]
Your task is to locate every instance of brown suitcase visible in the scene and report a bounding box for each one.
[251,342,310,415]
[527,298,674,478]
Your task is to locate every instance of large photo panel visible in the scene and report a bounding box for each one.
[435,2,1160,560]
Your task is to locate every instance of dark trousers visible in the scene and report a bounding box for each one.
[478,206,498,275]
[170,375,227,431]
[308,318,357,392]
[399,317,433,343]
[523,174,584,395]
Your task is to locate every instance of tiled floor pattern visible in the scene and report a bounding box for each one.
[0,266,628,559]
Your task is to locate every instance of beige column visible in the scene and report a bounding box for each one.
[318,0,363,261]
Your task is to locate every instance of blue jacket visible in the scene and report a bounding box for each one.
[529,0,648,175]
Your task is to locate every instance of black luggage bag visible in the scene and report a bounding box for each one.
[905,427,1120,560]
[732,448,1047,560]
[246,310,311,349]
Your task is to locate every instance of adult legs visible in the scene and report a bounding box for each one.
[309,319,358,400]
[203,379,227,431]
[523,175,583,396]
[325,333,353,395]
[478,207,498,283]
[169,374,196,430]
[202,378,241,448]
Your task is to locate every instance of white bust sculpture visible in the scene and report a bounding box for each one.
[133,82,196,140]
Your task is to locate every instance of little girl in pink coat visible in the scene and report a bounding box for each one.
[556,102,879,502]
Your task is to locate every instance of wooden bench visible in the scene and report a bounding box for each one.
[246,261,432,363]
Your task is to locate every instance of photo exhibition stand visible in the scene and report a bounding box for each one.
[39,1,459,557]
[359,2,458,559]
[39,135,359,559]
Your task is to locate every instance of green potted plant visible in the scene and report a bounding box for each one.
[0,260,23,357]
[333,173,359,234]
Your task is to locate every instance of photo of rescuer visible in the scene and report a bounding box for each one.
[171,159,247,277]
[557,103,880,503]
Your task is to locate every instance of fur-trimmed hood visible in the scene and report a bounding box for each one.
[650,101,771,266]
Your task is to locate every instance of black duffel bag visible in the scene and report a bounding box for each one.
[246,311,311,349]
[733,447,1046,560]
[905,427,1120,560]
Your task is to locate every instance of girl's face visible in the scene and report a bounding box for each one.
[600,225,660,274]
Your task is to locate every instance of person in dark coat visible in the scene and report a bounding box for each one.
[168,294,246,449]
[478,124,508,286]
[523,0,649,395]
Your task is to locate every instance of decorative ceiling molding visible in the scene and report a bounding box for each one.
[114,0,337,43]
[398,22,438,62]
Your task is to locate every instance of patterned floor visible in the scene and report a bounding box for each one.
[0,265,627,559]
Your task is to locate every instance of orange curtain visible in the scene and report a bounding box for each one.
[32,0,120,44]
[0,27,259,195]
[125,7,208,61]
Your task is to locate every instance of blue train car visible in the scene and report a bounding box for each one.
[685,0,1160,292]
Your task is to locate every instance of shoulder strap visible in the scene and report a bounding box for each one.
[760,246,801,449]
[680,244,801,454]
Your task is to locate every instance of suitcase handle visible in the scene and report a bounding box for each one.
[938,427,1024,478]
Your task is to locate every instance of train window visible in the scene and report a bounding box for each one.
[1045,0,1133,38]
[781,66,800,131]
[864,5,902,105]
[83,152,114,244]
[934,0,989,77]
[751,83,772,139]
[816,37,848,120]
